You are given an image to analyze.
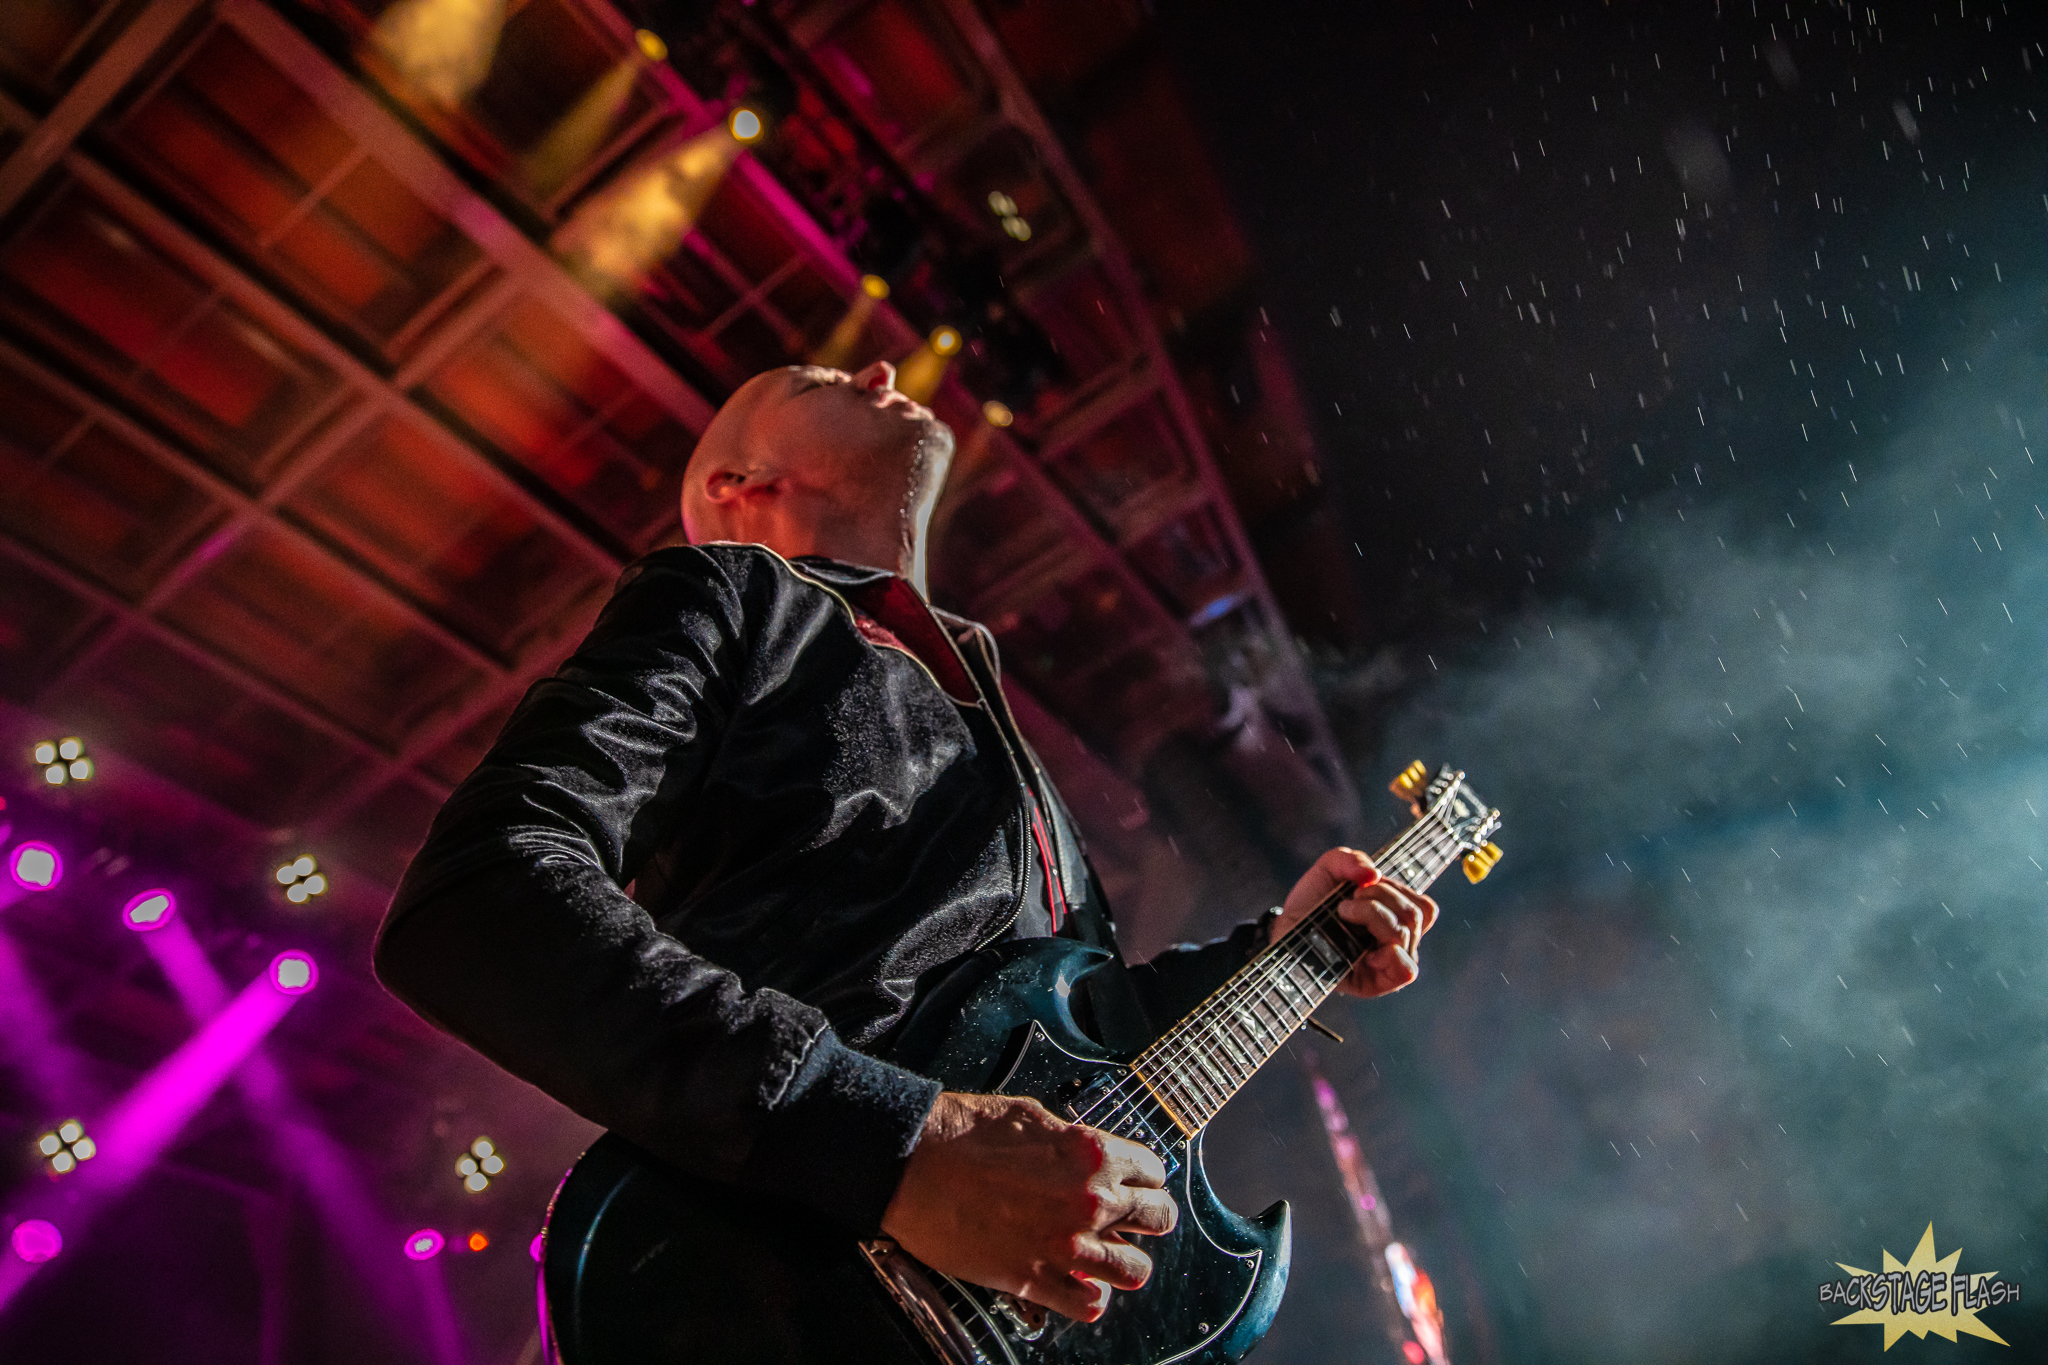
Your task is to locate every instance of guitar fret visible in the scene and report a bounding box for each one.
[1128,775,1498,1141]
[1278,960,1320,1019]
[1248,987,1293,1043]
[1210,1019,1256,1082]
[1156,1035,1224,1122]
[1187,1041,1234,1100]
[1235,1003,1278,1055]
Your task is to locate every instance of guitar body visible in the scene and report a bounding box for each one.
[542,939,1291,1365]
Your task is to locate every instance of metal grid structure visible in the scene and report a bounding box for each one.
[0,0,1361,939]
[0,1,1387,1358]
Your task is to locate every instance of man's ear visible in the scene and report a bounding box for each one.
[701,468,750,505]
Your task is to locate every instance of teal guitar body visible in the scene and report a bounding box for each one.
[540,938,1290,1365]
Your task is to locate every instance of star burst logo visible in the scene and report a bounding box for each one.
[1820,1224,2017,1349]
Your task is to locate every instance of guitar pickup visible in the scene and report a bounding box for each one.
[1065,1074,1183,1178]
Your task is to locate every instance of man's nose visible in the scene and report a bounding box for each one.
[851,360,897,393]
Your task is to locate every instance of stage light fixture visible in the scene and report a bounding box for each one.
[32,738,90,786]
[634,28,666,62]
[9,841,62,891]
[529,1233,544,1262]
[861,273,891,300]
[467,1231,489,1251]
[982,400,1014,428]
[728,107,765,143]
[268,951,318,996]
[36,1119,95,1175]
[9,1219,60,1264]
[456,1135,504,1192]
[404,1228,445,1260]
[895,326,963,405]
[983,190,1032,242]
[121,889,177,933]
[276,855,327,904]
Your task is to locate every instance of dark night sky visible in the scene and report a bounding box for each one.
[1158,3,2048,1362]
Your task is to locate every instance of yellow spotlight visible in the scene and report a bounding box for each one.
[368,0,506,105]
[634,28,667,62]
[553,120,754,298]
[986,190,1017,216]
[895,326,962,404]
[808,287,882,370]
[523,53,645,198]
[981,399,1013,428]
[1000,215,1032,242]
[728,107,765,143]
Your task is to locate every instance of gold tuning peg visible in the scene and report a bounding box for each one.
[1388,760,1429,802]
[1462,841,1503,884]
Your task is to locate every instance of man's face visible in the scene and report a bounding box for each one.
[756,363,948,498]
[681,362,956,570]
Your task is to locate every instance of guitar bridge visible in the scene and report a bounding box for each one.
[991,1293,1046,1340]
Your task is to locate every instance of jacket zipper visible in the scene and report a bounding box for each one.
[960,623,1072,948]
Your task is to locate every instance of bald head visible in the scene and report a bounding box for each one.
[680,362,955,594]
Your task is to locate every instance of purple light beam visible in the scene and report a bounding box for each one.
[0,930,101,1115]
[0,958,309,1316]
[139,921,470,1365]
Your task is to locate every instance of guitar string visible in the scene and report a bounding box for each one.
[1132,815,1459,1101]
[1070,813,1467,1138]
[1072,815,1466,1142]
[1121,818,1461,1129]
[1069,841,1447,1145]
[1071,816,1460,1138]
[1108,812,1468,1134]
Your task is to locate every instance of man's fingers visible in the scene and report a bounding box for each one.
[1096,1131,1167,1189]
[1313,847,1379,900]
[1107,1185,1179,1238]
[1071,1233,1154,1292]
[1019,1270,1108,1322]
[1339,881,1432,950]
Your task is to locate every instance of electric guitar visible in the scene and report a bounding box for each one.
[539,762,1503,1365]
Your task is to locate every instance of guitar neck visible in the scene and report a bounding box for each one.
[1128,808,1468,1137]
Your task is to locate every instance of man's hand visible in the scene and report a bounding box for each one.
[879,1092,1177,1322]
[1269,847,1438,998]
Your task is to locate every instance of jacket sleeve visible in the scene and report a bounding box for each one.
[374,548,939,1235]
[1123,917,1272,1033]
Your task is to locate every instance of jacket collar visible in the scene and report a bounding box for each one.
[786,554,900,591]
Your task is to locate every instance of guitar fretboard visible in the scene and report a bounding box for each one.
[1114,804,1471,1138]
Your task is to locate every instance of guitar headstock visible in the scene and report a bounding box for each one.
[1389,761,1504,883]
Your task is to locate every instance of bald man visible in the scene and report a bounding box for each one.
[376,361,1436,1325]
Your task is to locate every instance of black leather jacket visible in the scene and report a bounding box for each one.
[375,545,1260,1235]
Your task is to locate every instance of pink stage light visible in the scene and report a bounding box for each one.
[405,1228,446,1261]
[7,842,61,892]
[121,889,177,933]
[530,1232,544,1262]
[9,1221,60,1264]
[268,950,318,995]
